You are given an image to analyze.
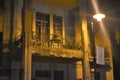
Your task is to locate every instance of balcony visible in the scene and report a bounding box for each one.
[1,33,83,60]
[31,39,83,59]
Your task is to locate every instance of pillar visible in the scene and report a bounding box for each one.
[23,0,32,80]
[50,9,54,40]
[79,0,91,80]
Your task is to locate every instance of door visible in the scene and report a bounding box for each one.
[54,71,64,80]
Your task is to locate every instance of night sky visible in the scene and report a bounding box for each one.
[98,0,120,22]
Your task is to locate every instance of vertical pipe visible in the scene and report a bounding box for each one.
[91,22,97,80]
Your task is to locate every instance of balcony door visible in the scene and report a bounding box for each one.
[36,12,50,43]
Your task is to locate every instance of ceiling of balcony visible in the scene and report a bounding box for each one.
[33,0,79,9]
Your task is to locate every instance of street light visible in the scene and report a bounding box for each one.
[92,13,105,80]
[93,13,105,21]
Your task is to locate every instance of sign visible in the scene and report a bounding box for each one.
[96,46,105,65]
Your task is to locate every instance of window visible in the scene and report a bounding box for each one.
[36,12,50,42]
[53,15,62,40]
[0,69,9,76]
[35,70,51,78]
[65,7,80,42]
[0,0,4,10]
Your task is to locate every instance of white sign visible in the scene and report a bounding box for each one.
[96,46,105,65]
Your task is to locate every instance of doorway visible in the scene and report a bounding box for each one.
[54,71,64,80]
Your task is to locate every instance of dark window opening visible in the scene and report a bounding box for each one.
[0,0,4,10]
[35,70,51,78]
[54,71,64,80]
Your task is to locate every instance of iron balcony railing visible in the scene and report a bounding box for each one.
[31,38,83,58]
[33,40,83,50]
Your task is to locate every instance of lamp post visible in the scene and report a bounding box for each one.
[92,13,105,80]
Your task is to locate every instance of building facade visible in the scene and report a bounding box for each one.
[0,0,114,80]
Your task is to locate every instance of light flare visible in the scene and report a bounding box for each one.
[91,0,110,42]
[91,0,112,55]
[91,0,99,13]
[99,22,112,52]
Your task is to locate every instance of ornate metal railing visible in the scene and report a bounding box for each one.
[32,38,83,50]
[31,39,83,58]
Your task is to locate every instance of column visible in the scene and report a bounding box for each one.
[76,61,83,80]
[50,9,54,40]
[62,16,65,44]
[23,0,32,80]
[79,0,91,80]
[32,9,36,41]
